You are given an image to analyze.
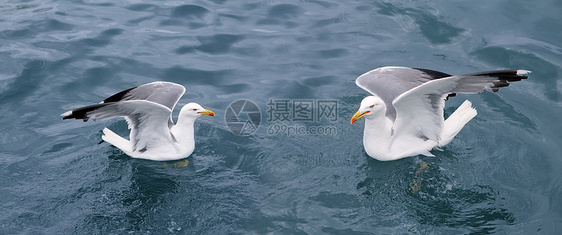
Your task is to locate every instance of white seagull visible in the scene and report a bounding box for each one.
[350,66,530,161]
[62,81,215,161]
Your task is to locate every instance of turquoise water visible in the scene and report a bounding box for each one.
[1,0,561,234]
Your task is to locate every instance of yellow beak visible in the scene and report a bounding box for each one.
[350,110,369,124]
[198,109,215,116]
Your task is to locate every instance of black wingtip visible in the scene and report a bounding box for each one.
[464,69,530,92]
[61,111,74,120]
[61,103,109,122]
[61,110,90,122]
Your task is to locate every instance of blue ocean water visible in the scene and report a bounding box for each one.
[1,0,561,234]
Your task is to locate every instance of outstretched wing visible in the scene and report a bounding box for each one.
[63,81,185,126]
[102,81,185,113]
[355,66,452,120]
[62,100,175,152]
[390,70,530,147]
[61,81,187,153]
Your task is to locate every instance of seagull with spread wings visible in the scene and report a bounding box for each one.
[350,66,530,161]
[62,81,215,161]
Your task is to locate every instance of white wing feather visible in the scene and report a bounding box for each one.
[390,75,502,149]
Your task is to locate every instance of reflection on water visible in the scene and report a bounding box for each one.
[163,159,189,168]
[409,161,429,194]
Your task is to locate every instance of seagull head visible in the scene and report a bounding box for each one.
[350,96,385,124]
[180,103,215,119]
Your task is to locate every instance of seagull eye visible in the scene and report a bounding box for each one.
[369,105,375,108]
[192,108,197,111]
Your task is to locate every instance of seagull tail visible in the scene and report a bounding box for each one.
[102,128,133,155]
[439,100,477,147]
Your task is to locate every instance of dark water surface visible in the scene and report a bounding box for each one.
[1,0,561,234]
